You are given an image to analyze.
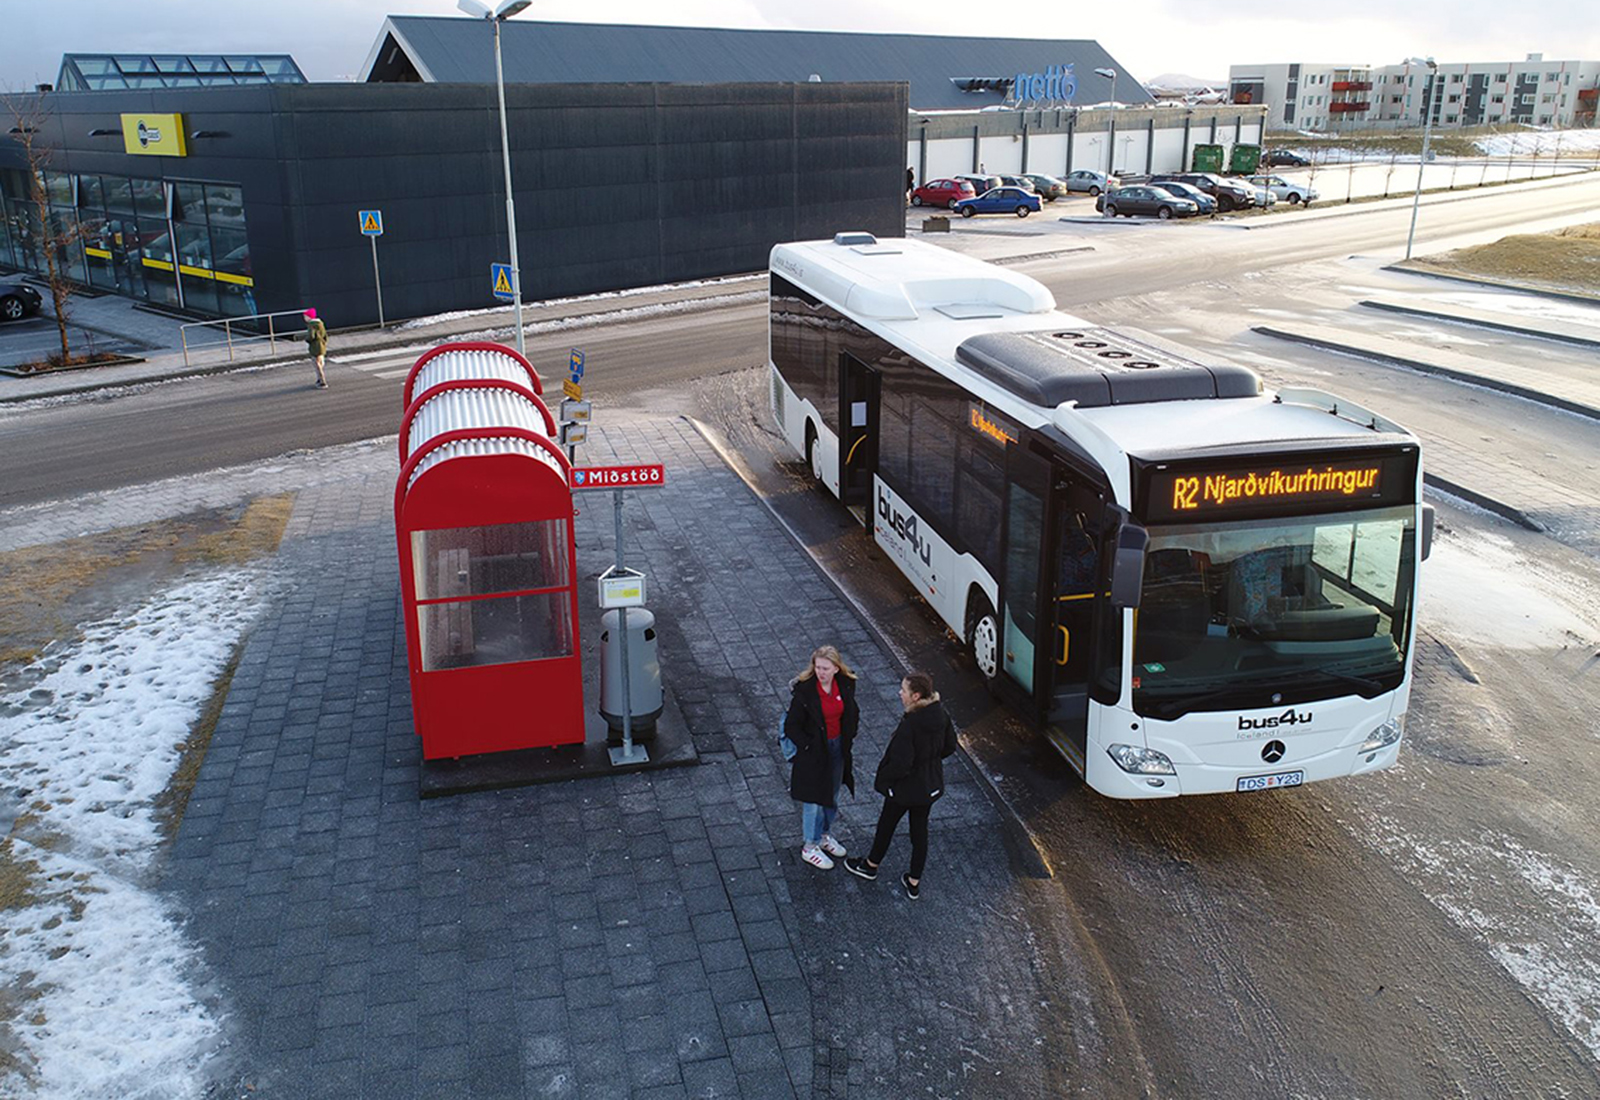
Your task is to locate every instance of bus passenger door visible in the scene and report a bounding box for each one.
[999,446,1051,704]
[1047,478,1111,767]
[839,353,879,511]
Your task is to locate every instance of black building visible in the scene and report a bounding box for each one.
[0,78,907,325]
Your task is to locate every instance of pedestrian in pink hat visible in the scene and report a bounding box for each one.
[303,308,328,388]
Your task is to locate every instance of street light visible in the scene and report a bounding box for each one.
[1403,55,1437,261]
[459,0,534,357]
[1094,67,1117,177]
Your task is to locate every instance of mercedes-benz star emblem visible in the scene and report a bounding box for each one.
[1262,740,1286,764]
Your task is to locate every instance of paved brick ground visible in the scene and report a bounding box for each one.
[164,413,1054,1099]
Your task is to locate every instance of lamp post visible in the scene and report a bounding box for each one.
[460,0,533,357]
[1404,56,1437,261]
[1094,67,1117,178]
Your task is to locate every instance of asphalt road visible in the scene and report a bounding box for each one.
[3,173,1598,510]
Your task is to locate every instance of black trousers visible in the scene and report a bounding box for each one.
[867,798,930,879]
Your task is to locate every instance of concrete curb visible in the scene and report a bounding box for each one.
[1381,263,1600,307]
[683,414,1054,882]
[1251,324,1600,423]
[1357,299,1600,349]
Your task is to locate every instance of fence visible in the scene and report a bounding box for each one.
[178,309,308,367]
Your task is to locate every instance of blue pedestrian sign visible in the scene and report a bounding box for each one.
[569,348,585,382]
[491,262,515,302]
[358,209,383,236]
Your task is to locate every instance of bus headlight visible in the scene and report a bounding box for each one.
[1360,716,1405,754]
[1107,744,1177,775]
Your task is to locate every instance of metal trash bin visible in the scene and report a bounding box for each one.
[599,607,662,741]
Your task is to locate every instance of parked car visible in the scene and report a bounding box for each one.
[1021,174,1067,201]
[955,187,1043,218]
[1248,185,1278,208]
[997,174,1038,195]
[1147,180,1216,215]
[1263,148,1309,167]
[911,177,978,209]
[1151,172,1254,212]
[1247,174,1318,205]
[1094,186,1200,220]
[0,280,42,323]
[1060,169,1113,196]
[955,173,1003,197]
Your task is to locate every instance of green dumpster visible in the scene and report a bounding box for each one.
[1229,143,1263,175]
[1191,144,1224,173]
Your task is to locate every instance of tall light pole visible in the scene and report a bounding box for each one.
[1404,56,1437,261]
[1094,67,1117,177]
[460,0,533,356]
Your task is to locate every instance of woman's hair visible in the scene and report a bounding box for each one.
[793,644,856,685]
[903,670,934,701]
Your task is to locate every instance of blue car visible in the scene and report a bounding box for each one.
[955,187,1042,218]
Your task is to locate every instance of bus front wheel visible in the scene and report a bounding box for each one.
[967,595,1000,683]
[805,424,825,487]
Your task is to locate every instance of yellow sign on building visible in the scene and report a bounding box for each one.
[120,113,187,157]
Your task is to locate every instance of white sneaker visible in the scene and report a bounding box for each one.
[819,834,847,858]
[801,843,835,870]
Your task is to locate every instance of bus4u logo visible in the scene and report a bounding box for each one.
[1239,708,1313,731]
[877,488,932,566]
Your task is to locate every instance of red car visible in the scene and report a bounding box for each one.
[911,178,977,210]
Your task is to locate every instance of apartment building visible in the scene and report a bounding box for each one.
[1228,55,1600,131]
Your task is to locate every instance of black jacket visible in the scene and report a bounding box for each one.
[872,695,957,807]
[785,675,859,807]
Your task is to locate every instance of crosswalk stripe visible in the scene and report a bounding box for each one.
[373,368,411,379]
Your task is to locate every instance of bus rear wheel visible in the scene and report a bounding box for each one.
[967,595,1000,683]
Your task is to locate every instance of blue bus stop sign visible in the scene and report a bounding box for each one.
[491,262,515,302]
[569,348,585,382]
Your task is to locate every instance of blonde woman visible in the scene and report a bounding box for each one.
[783,645,860,869]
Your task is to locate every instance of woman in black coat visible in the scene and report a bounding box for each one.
[844,670,956,899]
[783,645,860,870]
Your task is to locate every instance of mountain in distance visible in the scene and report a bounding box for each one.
[1145,72,1225,90]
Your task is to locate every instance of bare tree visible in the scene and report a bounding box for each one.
[1382,147,1399,199]
[4,94,84,367]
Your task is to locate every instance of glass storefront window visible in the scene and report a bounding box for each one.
[136,217,179,308]
[48,211,86,284]
[102,176,136,216]
[77,174,103,213]
[172,181,206,224]
[44,172,73,209]
[204,183,244,228]
[131,177,165,219]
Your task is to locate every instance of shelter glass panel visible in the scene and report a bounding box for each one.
[418,594,575,671]
[412,521,572,602]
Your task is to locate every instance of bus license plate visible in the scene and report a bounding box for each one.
[1238,770,1305,792]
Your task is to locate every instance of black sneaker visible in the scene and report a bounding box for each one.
[901,873,920,901]
[843,857,878,881]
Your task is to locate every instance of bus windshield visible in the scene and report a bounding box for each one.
[1132,505,1416,720]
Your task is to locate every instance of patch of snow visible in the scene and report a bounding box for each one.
[1421,527,1598,649]
[0,568,270,1097]
[1354,813,1600,1060]
[1477,130,1600,158]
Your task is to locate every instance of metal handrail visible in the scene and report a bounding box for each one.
[178,308,310,367]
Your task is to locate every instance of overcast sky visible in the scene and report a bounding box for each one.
[7,0,1596,89]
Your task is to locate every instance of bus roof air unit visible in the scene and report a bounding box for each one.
[955,329,1262,409]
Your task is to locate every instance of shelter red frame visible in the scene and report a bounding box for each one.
[395,343,582,758]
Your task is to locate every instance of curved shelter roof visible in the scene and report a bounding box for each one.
[360,18,1150,111]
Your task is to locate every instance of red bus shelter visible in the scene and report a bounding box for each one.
[395,343,583,759]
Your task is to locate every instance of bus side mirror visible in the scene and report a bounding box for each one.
[1420,503,1435,561]
[1109,522,1148,609]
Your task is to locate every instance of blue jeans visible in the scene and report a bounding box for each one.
[801,738,845,844]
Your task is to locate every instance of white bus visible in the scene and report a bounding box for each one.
[768,233,1433,798]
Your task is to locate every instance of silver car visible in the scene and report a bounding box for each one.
[1060,169,1113,197]
[1248,174,1317,206]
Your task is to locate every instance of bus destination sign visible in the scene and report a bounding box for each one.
[1144,455,1410,523]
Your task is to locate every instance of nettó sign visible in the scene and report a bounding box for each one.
[1011,63,1078,106]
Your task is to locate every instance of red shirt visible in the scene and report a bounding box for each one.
[816,677,844,740]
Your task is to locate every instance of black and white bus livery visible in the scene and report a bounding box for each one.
[768,233,1432,798]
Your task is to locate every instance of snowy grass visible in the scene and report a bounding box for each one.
[0,568,269,1097]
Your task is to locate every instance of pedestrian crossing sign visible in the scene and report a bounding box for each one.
[491,262,515,301]
[358,209,383,236]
